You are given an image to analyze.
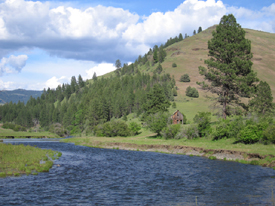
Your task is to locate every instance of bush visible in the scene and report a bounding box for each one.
[236,117,271,144]
[144,112,170,135]
[154,64,163,74]
[172,88,177,96]
[175,124,199,139]
[212,116,244,140]
[186,86,199,98]
[95,119,130,137]
[129,122,141,135]
[172,63,177,67]
[263,124,275,143]
[237,125,261,144]
[161,124,181,139]
[193,112,212,137]
[49,123,68,137]
[180,74,190,82]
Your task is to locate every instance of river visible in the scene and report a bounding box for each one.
[1,140,275,205]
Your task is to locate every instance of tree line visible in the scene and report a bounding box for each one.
[0,70,176,136]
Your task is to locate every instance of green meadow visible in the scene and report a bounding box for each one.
[0,143,62,178]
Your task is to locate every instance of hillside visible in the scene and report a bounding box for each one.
[101,25,275,120]
[0,89,43,104]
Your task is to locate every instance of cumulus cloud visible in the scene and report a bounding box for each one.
[45,76,69,89]
[0,0,274,66]
[85,63,116,79]
[0,54,28,76]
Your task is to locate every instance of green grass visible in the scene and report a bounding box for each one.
[61,129,275,156]
[0,126,60,139]
[0,143,62,177]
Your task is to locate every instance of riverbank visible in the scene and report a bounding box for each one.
[0,124,61,139]
[62,135,275,168]
[0,143,62,177]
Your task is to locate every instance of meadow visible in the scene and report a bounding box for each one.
[0,143,62,177]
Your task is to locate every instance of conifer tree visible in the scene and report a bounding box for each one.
[178,33,183,41]
[198,26,202,33]
[142,84,170,117]
[198,14,258,119]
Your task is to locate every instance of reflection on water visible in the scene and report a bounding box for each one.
[1,140,275,205]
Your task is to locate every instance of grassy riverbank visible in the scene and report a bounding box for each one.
[62,130,275,168]
[0,143,62,177]
[0,125,60,139]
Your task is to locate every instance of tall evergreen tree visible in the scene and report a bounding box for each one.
[198,14,258,119]
[198,26,202,33]
[142,84,171,117]
[178,33,183,41]
[78,74,85,88]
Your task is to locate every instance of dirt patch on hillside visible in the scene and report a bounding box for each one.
[192,48,207,51]
[171,51,185,56]
[253,58,262,61]
[167,47,179,51]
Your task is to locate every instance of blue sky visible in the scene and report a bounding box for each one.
[0,0,274,90]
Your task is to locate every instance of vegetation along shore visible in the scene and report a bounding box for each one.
[0,143,62,178]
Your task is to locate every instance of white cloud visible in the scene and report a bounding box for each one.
[0,54,28,76]
[0,79,16,90]
[0,0,274,65]
[45,76,69,89]
[85,63,116,79]
[123,0,226,44]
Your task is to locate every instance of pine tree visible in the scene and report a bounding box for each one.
[193,30,196,35]
[198,14,258,119]
[178,33,183,41]
[92,72,97,81]
[78,74,85,88]
[198,26,202,33]
[142,84,171,117]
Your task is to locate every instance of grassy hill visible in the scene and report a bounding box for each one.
[0,89,43,104]
[99,25,275,121]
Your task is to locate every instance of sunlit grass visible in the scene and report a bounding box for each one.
[0,126,60,139]
[0,143,62,177]
[62,129,275,157]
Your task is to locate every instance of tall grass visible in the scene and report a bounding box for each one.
[0,143,62,177]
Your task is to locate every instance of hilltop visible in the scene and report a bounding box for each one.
[100,25,275,120]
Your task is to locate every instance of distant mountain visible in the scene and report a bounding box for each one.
[0,89,43,104]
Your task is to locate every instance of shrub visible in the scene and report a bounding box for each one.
[172,63,177,67]
[186,86,199,98]
[212,116,244,140]
[13,125,21,132]
[172,88,177,96]
[49,123,68,137]
[154,64,163,74]
[129,122,141,135]
[95,119,130,137]
[237,125,261,144]
[161,124,181,139]
[193,112,212,137]
[263,124,275,143]
[175,124,200,139]
[180,74,190,82]
[145,112,170,135]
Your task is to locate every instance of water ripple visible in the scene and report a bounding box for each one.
[1,141,275,205]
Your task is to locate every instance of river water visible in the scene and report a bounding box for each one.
[1,140,275,205]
